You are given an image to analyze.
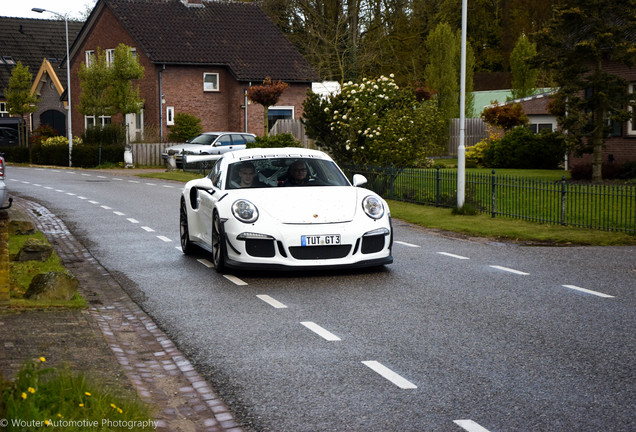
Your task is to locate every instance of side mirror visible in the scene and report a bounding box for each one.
[352,174,367,187]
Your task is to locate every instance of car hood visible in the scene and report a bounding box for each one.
[255,187,359,223]
[165,144,210,155]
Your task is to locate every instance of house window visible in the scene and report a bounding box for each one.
[106,49,115,66]
[85,115,112,128]
[628,83,636,136]
[267,106,294,131]
[85,50,95,66]
[0,102,7,117]
[2,56,16,65]
[203,73,219,92]
[166,106,175,126]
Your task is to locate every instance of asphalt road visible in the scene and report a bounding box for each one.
[8,166,636,432]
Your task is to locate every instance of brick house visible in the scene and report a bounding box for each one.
[497,60,636,167]
[69,0,318,142]
[0,17,83,135]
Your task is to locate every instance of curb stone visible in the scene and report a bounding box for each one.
[11,197,245,432]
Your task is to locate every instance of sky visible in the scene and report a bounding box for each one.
[1,0,97,20]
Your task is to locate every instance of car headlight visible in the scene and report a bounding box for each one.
[232,199,259,223]
[362,195,384,219]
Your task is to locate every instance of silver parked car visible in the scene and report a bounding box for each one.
[162,132,256,167]
[0,155,7,208]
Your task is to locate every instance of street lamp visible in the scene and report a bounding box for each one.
[32,7,73,167]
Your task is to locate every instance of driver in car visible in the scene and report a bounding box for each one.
[284,160,312,186]
[237,162,264,188]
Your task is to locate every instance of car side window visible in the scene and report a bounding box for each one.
[243,134,256,144]
[231,134,246,145]
[217,135,232,146]
[209,160,223,188]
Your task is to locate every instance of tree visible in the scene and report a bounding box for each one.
[510,34,538,99]
[78,48,113,120]
[5,61,39,148]
[424,23,474,123]
[247,77,289,136]
[78,44,144,141]
[110,44,144,117]
[533,0,636,180]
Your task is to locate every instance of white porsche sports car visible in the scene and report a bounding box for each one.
[179,148,393,271]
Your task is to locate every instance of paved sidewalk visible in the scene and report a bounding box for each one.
[2,197,244,432]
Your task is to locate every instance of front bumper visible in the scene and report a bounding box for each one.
[221,218,393,270]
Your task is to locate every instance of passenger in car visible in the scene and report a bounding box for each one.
[236,162,265,188]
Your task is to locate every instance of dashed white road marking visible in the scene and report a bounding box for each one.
[55,189,64,192]
[197,259,214,268]
[141,226,155,232]
[453,419,491,432]
[145,182,156,186]
[127,180,140,183]
[78,196,88,200]
[162,184,175,188]
[438,252,470,260]
[395,240,420,248]
[362,361,417,389]
[224,274,248,286]
[66,192,76,196]
[256,295,287,309]
[562,285,615,298]
[101,205,112,210]
[490,265,529,275]
[88,200,99,204]
[157,235,172,242]
[113,211,125,216]
[127,218,139,224]
[300,322,341,341]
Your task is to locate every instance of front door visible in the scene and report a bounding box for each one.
[125,110,143,143]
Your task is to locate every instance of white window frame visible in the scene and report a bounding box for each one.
[85,50,95,66]
[0,102,7,115]
[106,49,115,67]
[203,73,219,92]
[84,115,112,128]
[166,106,175,126]
[628,83,636,136]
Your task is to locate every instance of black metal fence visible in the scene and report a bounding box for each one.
[342,165,636,234]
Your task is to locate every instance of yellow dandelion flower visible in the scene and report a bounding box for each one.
[85,392,92,397]
[21,392,27,399]
[110,403,117,409]
[79,403,84,407]
[39,357,46,363]
[28,387,36,394]
[57,413,63,418]
[45,420,51,426]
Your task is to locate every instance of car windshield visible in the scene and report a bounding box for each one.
[188,134,219,145]
[225,157,350,189]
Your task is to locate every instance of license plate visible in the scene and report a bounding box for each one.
[301,234,341,246]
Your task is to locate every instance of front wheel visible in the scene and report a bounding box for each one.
[211,211,227,272]
[180,199,195,255]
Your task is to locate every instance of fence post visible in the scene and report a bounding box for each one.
[436,166,441,207]
[491,170,496,218]
[389,163,395,199]
[560,175,566,225]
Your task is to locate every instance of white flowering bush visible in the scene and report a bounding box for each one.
[304,74,446,167]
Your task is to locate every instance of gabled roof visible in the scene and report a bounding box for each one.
[0,17,84,98]
[77,0,318,83]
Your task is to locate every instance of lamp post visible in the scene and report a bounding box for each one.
[32,7,73,167]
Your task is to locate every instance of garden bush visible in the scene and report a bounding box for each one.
[167,113,203,142]
[486,128,567,169]
[249,133,302,149]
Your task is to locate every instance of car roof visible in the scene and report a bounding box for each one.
[200,131,256,136]
[223,147,333,162]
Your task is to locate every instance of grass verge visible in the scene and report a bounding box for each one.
[8,231,86,308]
[0,357,155,431]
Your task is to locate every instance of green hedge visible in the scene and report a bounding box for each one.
[30,143,125,167]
